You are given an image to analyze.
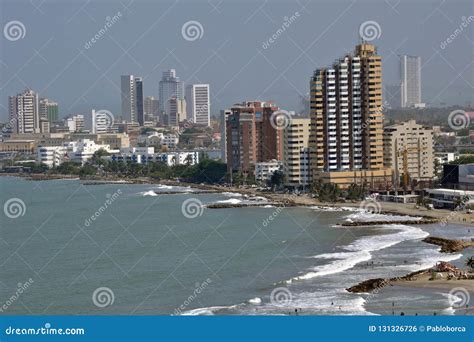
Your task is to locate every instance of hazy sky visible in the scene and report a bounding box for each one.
[1,0,473,121]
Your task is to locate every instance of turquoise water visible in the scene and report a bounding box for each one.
[0,177,470,315]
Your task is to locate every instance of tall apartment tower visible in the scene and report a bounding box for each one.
[144,96,159,121]
[167,97,187,127]
[383,120,434,185]
[225,101,283,175]
[9,89,40,134]
[92,109,109,134]
[159,69,185,123]
[309,43,390,189]
[400,55,423,108]
[120,75,144,124]
[283,118,310,189]
[220,109,231,162]
[186,84,210,126]
[39,98,59,122]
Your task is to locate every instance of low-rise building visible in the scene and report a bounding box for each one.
[441,163,474,191]
[255,160,283,183]
[109,148,199,166]
[0,140,36,154]
[425,188,474,209]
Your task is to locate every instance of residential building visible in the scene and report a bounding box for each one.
[435,152,458,165]
[283,118,310,189]
[65,115,85,133]
[144,96,159,121]
[255,160,283,183]
[39,98,59,122]
[0,140,36,154]
[186,84,210,126]
[309,43,391,189]
[120,75,144,124]
[220,109,231,162]
[39,118,50,133]
[166,97,187,127]
[92,109,110,134]
[383,120,434,185]
[159,69,184,123]
[37,139,112,167]
[9,89,40,134]
[110,148,199,166]
[400,55,424,108]
[225,101,284,176]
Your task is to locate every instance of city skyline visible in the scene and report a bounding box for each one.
[1,0,473,122]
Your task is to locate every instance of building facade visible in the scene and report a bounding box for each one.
[383,120,434,185]
[186,84,210,126]
[225,101,283,176]
[255,160,283,183]
[144,96,159,122]
[309,43,390,189]
[39,98,59,122]
[400,55,424,108]
[9,89,40,134]
[159,69,184,123]
[120,75,144,124]
[283,118,310,189]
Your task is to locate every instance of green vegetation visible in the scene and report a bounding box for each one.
[311,181,341,202]
[267,170,284,189]
[449,155,474,164]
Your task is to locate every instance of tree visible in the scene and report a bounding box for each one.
[466,256,474,271]
[267,170,284,189]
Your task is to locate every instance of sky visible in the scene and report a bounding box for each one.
[0,0,473,121]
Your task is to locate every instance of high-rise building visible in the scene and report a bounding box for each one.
[144,96,159,121]
[92,110,110,134]
[135,77,144,126]
[220,109,231,162]
[383,120,434,185]
[159,69,184,123]
[9,89,40,134]
[166,97,187,127]
[225,101,283,176]
[39,98,59,122]
[65,115,85,132]
[186,84,210,126]
[120,75,144,124]
[400,55,424,108]
[283,118,310,189]
[309,43,391,189]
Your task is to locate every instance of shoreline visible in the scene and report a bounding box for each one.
[2,173,472,226]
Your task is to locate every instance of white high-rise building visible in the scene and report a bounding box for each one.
[400,55,424,108]
[92,110,110,134]
[166,97,187,127]
[9,89,40,134]
[65,115,85,132]
[159,69,184,123]
[186,84,210,126]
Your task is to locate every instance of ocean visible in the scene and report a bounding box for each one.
[0,177,471,316]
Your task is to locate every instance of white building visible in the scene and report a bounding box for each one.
[400,55,424,108]
[37,139,111,167]
[92,109,111,134]
[110,148,199,166]
[435,152,458,165]
[425,188,474,209]
[186,84,210,126]
[65,115,85,132]
[255,160,283,183]
[166,97,186,127]
[9,89,40,134]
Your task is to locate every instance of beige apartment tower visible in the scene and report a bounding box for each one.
[383,120,434,185]
[309,42,390,189]
[283,118,310,188]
